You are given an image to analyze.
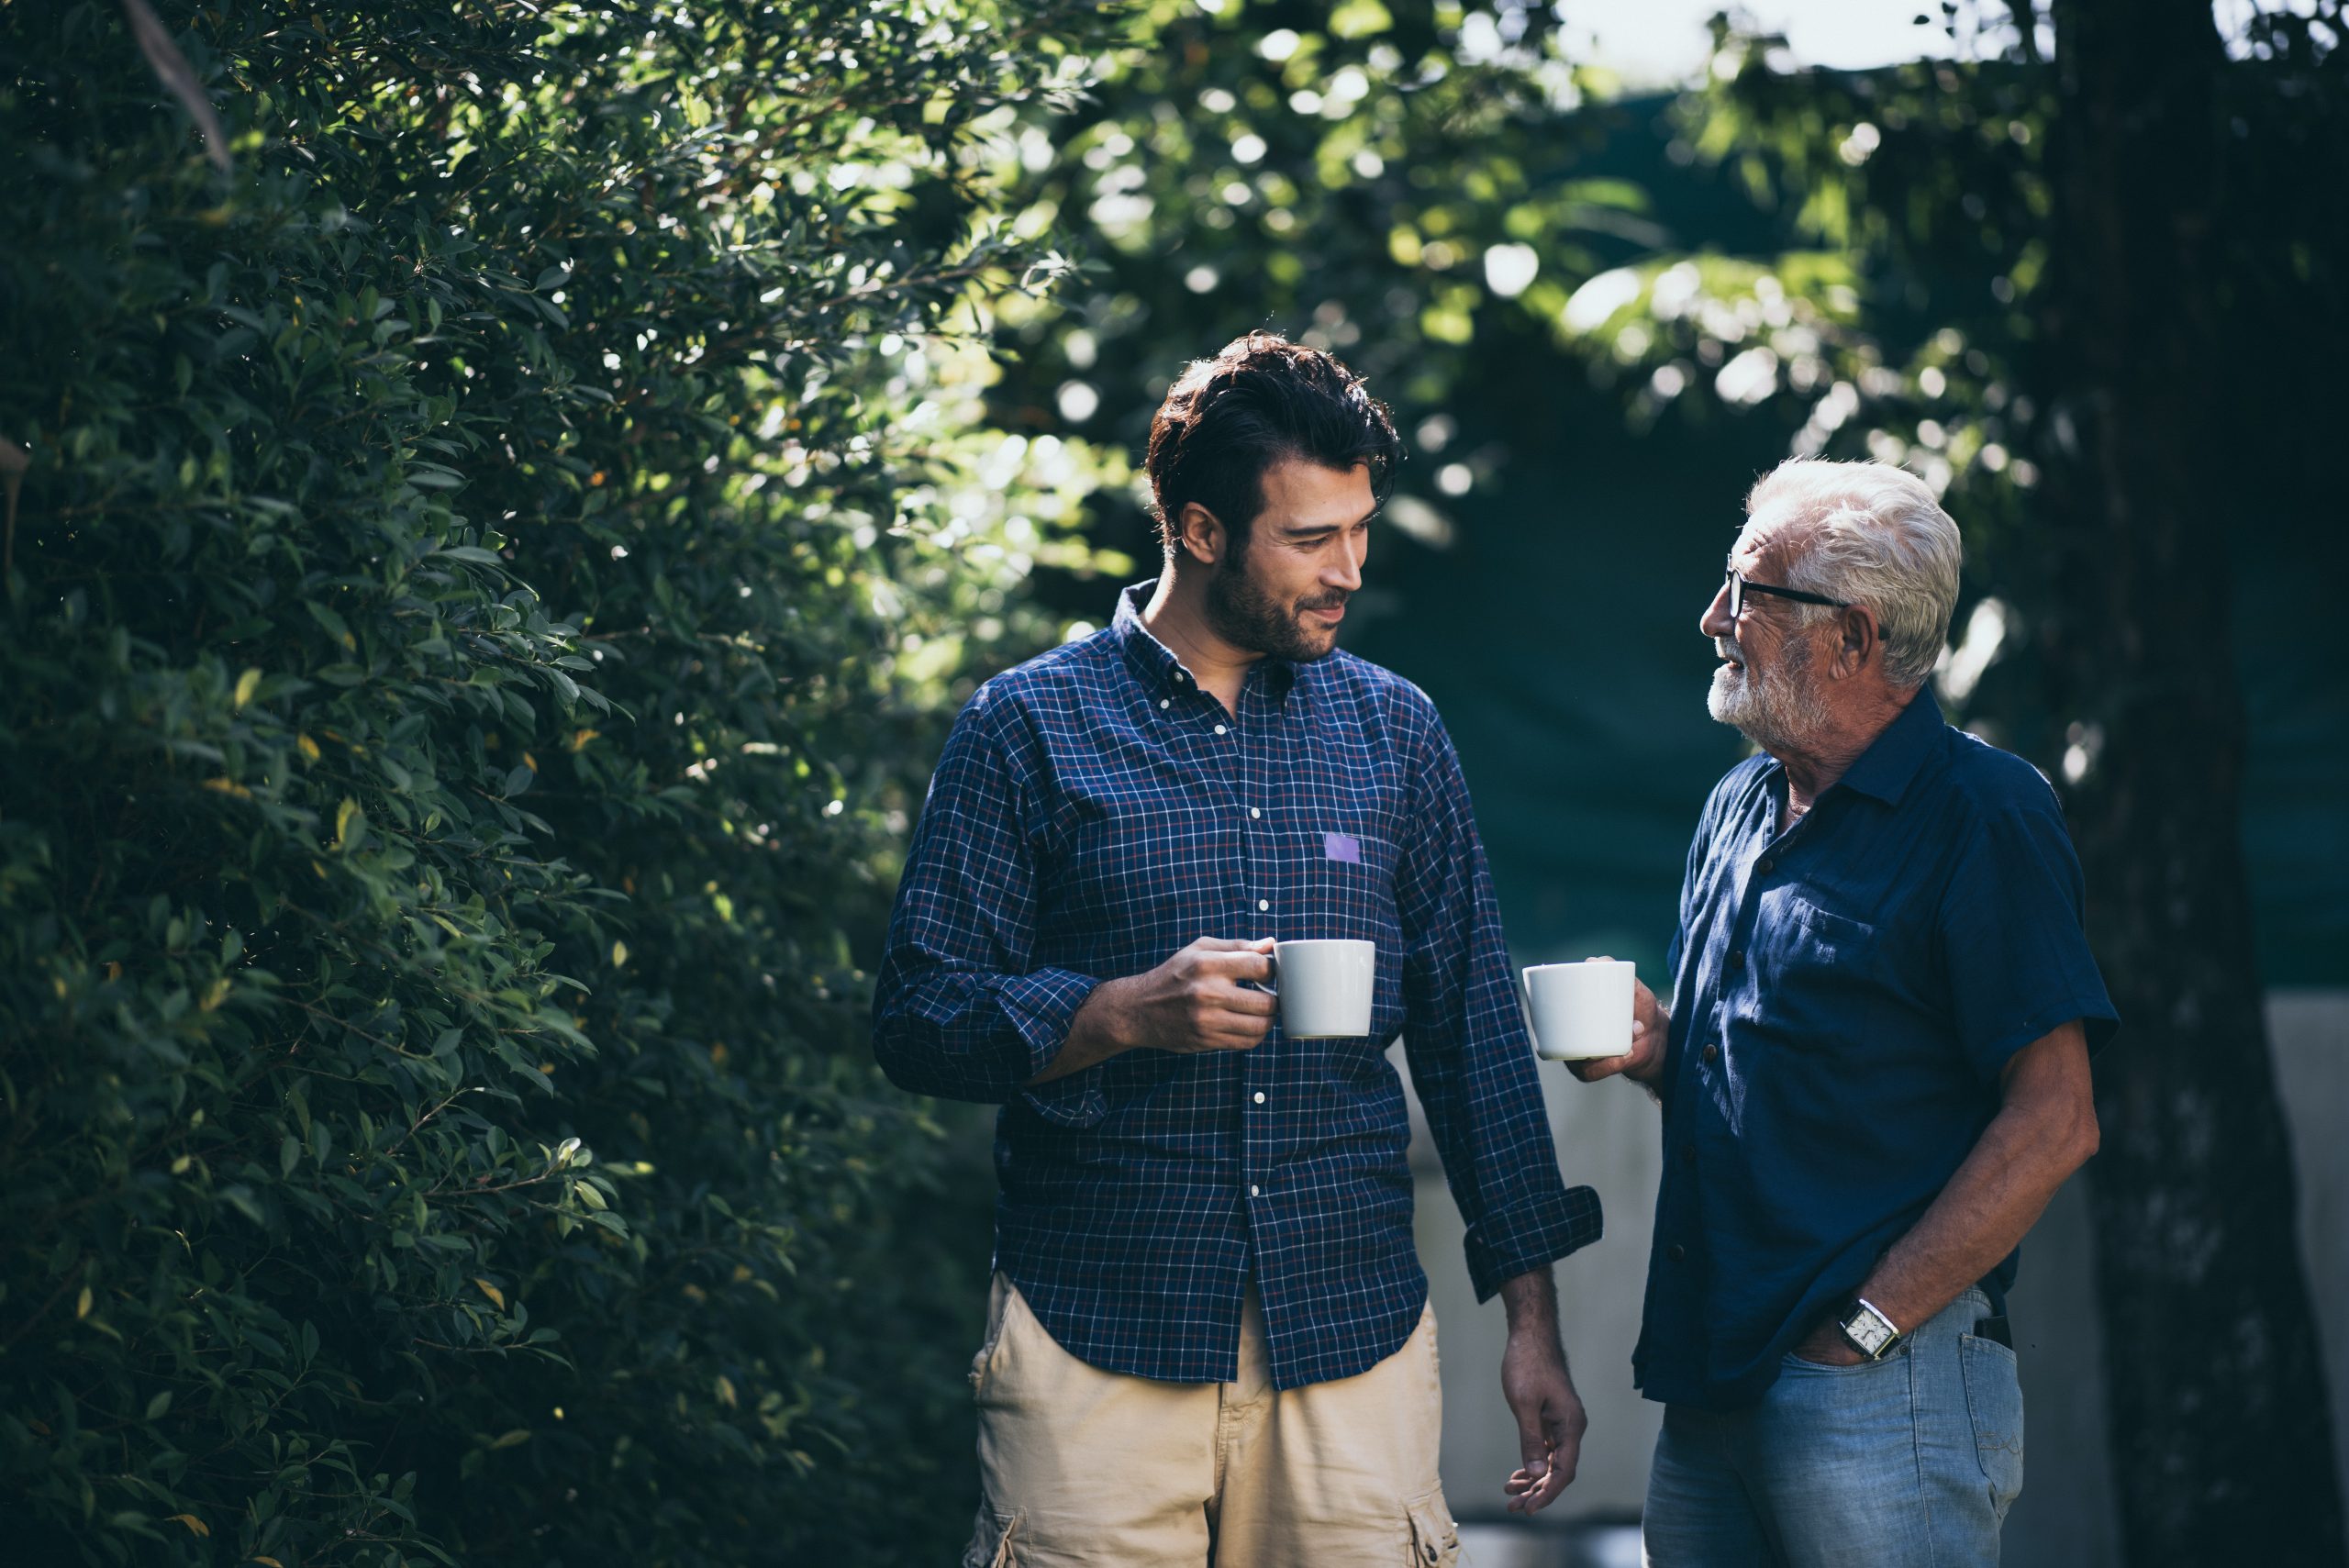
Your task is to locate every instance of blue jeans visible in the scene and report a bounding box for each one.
[1642,1288,2024,1568]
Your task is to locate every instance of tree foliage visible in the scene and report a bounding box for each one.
[0,2,1119,1562]
[986,0,1659,555]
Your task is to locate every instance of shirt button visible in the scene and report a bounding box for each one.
[1250,806,1262,819]
[1668,1243,1688,1262]
[1757,856,1776,875]
[1214,723,1228,735]
[1160,698,1170,709]
[1249,1184,1261,1197]
[1728,949,1746,973]
[1703,1041,1720,1064]
[1253,1091,1267,1104]
[1257,899,1270,912]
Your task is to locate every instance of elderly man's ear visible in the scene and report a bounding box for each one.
[1835,606,1882,678]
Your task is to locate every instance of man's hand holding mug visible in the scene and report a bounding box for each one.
[1033,938,1277,1084]
[1560,957,1669,1086]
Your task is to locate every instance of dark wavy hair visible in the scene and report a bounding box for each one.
[1144,331,1402,557]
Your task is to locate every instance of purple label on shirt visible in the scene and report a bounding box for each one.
[1323,831,1362,864]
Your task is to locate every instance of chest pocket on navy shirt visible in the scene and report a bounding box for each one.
[1787,895,1874,960]
[1742,894,1895,1053]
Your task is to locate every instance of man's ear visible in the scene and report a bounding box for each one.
[1836,604,1882,678]
[1174,502,1228,568]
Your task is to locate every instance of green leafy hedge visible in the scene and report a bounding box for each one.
[0,3,1116,1562]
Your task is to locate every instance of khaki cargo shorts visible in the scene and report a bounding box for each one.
[963,1274,1462,1567]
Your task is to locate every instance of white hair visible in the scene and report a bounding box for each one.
[1744,458,1963,690]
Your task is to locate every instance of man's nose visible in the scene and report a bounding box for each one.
[1330,537,1365,592]
[1700,582,1734,640]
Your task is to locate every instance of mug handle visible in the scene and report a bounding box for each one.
[1260,947,1278,998]
[1519,969,1542,1053]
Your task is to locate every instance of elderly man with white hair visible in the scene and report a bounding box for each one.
[1545,459,2119,1566]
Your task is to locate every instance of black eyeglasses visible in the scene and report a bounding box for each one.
[1724,568,1849,620]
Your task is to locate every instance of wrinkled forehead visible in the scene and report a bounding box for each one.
[1731,501,1812,574]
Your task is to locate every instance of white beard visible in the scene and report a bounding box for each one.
[1709,635,1831,755]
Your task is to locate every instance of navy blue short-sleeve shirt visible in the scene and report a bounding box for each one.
[1636,691,2117,1409]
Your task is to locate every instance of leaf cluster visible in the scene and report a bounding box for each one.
[985,0,1656,547]
[1566,2,2349,762]
[0,2,1118,1563]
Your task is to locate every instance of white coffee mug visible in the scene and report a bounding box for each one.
[1265,939,1376,1040]
[1520,958,1636,1061]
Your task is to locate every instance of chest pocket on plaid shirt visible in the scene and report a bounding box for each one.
[1280,828,1399,940]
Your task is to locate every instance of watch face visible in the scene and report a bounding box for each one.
[1843,1307,1896,1357]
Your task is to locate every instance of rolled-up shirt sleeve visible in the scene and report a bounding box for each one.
[1396,706,1602,1300]
[871,689,1106,1128]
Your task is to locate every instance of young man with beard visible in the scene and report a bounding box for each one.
[1548,460,2117,1566]
[874,332,1601,1566]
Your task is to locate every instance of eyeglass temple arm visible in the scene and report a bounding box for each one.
[1730,573,1849,610]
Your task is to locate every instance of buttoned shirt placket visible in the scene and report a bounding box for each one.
[1709,775,1824,1051]
[1671,773,1831,1285]
[1242,668,1289,1242]
[1168,657,1289,1235]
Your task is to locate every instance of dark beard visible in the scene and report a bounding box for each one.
[1203,548,1342,662]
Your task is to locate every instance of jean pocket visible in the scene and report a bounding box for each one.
[1781,1339,1908,1373]
[1959,1332,2024,1519]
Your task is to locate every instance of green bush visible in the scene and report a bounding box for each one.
[0,2,1118,1562]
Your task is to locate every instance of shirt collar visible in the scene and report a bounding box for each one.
[1831,687,1945,806]
[1110,576,1300,704]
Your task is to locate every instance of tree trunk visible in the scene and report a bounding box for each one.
[2043,0,2346,1561]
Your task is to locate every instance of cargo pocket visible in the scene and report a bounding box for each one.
[1959,1332,2025,1522]
[1403,1488,1461,1566]
[960,1505,1021,1568]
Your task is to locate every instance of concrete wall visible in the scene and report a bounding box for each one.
[1399,991,2349,1551]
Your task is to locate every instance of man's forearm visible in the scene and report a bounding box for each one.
[1853,1076,2097,1332]
[1499,1265,1564,1349]
[1026,976,1134,1084]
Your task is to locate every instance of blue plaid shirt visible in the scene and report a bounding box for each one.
[874,581,1600,1389]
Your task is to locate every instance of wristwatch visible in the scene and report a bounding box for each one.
[1838,1297,1905,1360]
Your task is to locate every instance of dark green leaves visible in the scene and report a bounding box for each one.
[0,0,1118,1563]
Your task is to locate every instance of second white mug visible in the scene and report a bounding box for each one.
[1520,958,1636,1061]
